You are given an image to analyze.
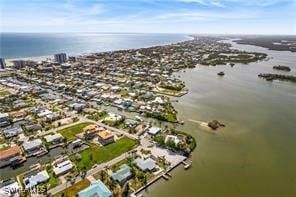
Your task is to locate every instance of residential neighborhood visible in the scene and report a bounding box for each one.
[0,36,265,196]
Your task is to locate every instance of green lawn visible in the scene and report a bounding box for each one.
[58,122,93,141]
[164,112,177,123]
[47,170,60,189]
[129,164,155,190]
[70,137,137,170]
[54,179,90,197]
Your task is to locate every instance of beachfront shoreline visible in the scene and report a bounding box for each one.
[4,34,194,64]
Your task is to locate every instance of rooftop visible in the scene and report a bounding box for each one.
[44,133,64,143]
[148,127,162,135]
[83,124,99,133]
[23,170,49,189]
[111,164,132,183]
[78,180,112,197]
[97,130,114,140]
[134,157,157,171]
[0,145,21,160]
[0,113,9,118]
[53,160,73,176]
[22,139,42,151]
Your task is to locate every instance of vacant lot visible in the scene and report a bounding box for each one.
[71,137,137,170]
[54,179,90,197]
[58,122,93,141]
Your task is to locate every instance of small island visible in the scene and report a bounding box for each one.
[258,73,296,83]
[273,65,291,72]
[208,120,225,130]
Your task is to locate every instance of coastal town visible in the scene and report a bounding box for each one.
[0,36,267,197]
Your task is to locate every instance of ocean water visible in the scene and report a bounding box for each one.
[0,33,190,59]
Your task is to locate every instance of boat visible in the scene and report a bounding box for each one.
[217,71,225,76]
[11,157,27,168]
[35,149,49,157]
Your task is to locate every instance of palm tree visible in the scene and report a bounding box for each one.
[143,174,148,186]
[81,167,87,178]
[122,182,130,197]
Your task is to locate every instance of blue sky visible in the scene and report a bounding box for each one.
[0,0,295,34]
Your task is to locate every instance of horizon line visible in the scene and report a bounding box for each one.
[1,31,295,36]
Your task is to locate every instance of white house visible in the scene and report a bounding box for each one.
[23,170,49,189]
[53,160,74,176]
[22,139,42,152]
[148,127,162,135]
[44,133,64,144]
[165,135,180,145]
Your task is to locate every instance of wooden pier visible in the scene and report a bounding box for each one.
[182,160,192,169]
[132,157,192,197]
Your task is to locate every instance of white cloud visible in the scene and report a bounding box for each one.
[176,0,295,7]
[155,9,259,22]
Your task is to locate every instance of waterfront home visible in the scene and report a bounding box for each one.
[78,180,112,197]
[0,145,22,167]
[165,135,180,145]
[0,113,10,127]
[97,130,115,146]
[2,125,23,138]
[23,170,50,189]
[152,97,164,104]
[148,127,162,135]
[134,157,158,172]
[110,164,133,185]
[53,159,74,176]
[72,139,83,148]
[0,179,21,196]
[44,133,64,145]
[22,139,43,153]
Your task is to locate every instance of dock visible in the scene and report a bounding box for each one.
[182,160,192,169]
[131,157,192,197]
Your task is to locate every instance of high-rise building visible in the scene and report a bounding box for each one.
[54,53,67,63]
[0,58,6,69]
